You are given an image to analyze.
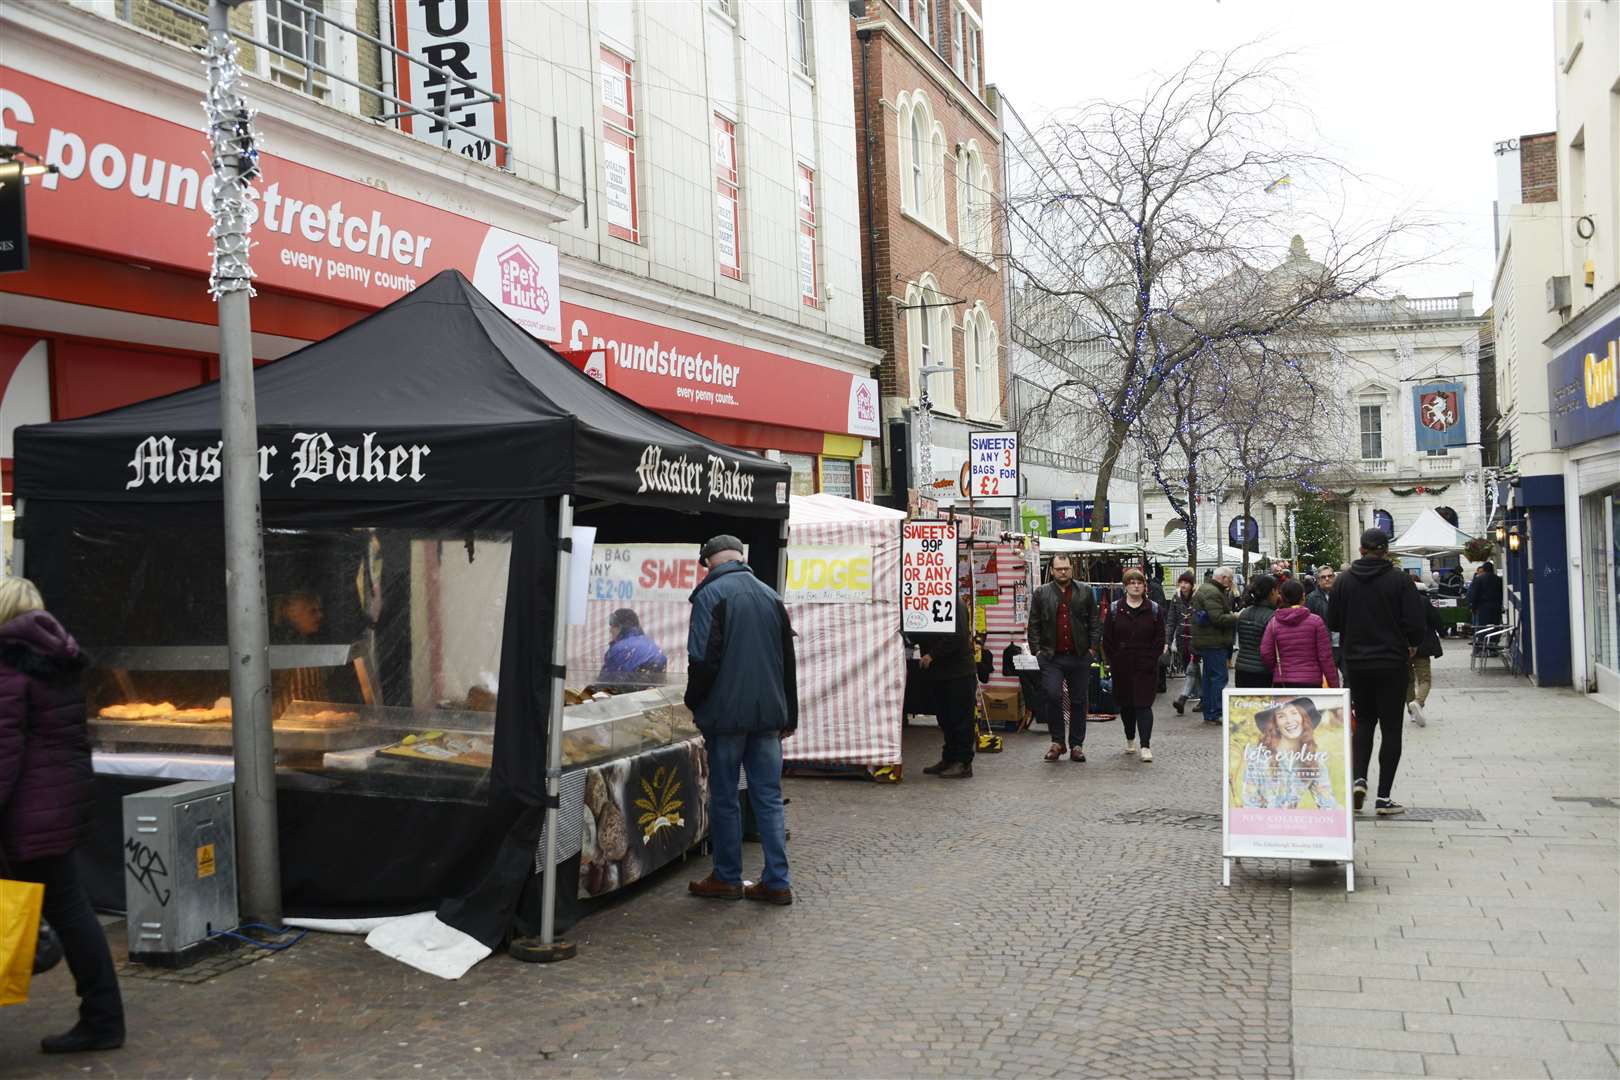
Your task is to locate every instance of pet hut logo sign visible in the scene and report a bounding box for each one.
[0,68,557,335]
[124,433,431,490]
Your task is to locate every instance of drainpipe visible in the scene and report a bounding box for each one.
[857,25,889,496]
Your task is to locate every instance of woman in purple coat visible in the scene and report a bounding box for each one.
[0,578,124,1053]
[1101,569,1166,764]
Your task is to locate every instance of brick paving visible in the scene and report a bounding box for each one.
[3,650,1612,1078]
[2,701,1290,1078]
[1292,651,1620,1080]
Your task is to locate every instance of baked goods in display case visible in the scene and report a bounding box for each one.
[377,730,494,770]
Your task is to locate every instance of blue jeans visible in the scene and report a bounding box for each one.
[1198,647,1230,722]
[705,731,790,891]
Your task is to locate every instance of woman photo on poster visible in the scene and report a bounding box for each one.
[1239,696,1338,810]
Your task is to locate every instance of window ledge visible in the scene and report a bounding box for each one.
[791,68,815,89]
[901,207,952,245]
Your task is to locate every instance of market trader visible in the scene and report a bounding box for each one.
[684,534,798,907]
[1028,552,1101,763]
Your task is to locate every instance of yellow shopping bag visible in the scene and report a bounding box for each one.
[0,877,44,1007]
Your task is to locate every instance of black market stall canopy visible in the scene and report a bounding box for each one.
[11,270,791,942]
[14,269,791,517]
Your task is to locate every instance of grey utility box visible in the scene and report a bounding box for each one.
[121,780,239,966]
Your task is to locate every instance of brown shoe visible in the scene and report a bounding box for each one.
[744,882,793,906]
[688,874,743,900]
[1070,746,1086,763]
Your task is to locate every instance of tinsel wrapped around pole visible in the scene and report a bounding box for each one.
[205,0,283,928]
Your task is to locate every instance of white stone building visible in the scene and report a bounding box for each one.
[1140,283,1487,570]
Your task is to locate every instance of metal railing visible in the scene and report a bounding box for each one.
[129,0,510,159]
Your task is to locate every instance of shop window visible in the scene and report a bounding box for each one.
[798,164,818,304]
[714,114,741,280]
[789,0,811,77]
[820,458,854,499]
[781,452,817,497]
[601,48,639,243]
[1359,403,1383,460]
[266,0,330,99]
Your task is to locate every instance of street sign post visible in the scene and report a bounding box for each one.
[969,431,1018,499]
[901,519,958,634]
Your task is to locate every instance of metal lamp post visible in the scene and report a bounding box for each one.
[205,0,281,928]
[914,364,955,506]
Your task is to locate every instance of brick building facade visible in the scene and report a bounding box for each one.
[851,0,1008,507]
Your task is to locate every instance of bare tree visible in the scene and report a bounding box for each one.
[1131,350,1233,573]
[1000,45,1430,540]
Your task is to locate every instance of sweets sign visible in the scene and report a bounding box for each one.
[969,432,1018,499]
[901,520,958,634]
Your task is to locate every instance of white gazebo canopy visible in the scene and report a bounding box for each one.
[1389,508,1474,557]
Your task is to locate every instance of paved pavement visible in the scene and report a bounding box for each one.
[1291,652,1620,1080]
[2,651,1614,1078]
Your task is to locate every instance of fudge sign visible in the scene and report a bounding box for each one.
[901,519,959,634]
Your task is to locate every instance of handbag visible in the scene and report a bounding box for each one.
[34,920,62,975]
[0,874,44,1007]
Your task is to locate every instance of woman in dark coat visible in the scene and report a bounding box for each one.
[0,577,124,1053]
[1101,568,1166,764]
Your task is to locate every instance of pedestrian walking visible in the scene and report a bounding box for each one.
[1233,574,1281,688]
[0,577,125,1054]
[1165,571,1201,714]
[1028,553,1100,763]
[1261,578,1341,689]
[1101,569,1165,763]
[1305,565,1342,679]
[1467,561,1505,628]
[684,535,797,906]
[1190,567,1239,725]
[1406,582,1445,727]
[918,586,977,779]
[1327,528,1426,817]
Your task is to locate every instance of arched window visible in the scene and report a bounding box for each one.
[909,274,954,413]
[898,91,946,228]
[962,305,999,420]
[910,109,926,216]
[957,142,981,253]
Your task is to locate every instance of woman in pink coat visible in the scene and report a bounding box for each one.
[1261,579,1341,689]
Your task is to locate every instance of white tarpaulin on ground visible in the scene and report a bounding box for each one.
[783,494,905,768]
[1389,508,1474,557]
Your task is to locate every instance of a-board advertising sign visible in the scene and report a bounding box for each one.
[1222,688,1355,877]
[901,520,958,634]
[968,431,1018,499]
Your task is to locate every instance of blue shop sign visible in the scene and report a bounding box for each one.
[1548,314,1620,449]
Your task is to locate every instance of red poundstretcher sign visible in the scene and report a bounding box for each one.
[0,66,559,340]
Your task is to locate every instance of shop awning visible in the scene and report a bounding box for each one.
[14,270,790,518]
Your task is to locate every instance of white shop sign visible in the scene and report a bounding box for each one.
[901,519,958,634]
[969,431,1018,499]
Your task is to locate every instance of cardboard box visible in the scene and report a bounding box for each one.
[982,687,1021,731]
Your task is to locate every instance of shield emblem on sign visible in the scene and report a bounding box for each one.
[1420,391,1458,431]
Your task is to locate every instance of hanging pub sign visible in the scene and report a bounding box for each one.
[1413,382,1467,451]
[393,0,509,166]
[0,158,26,274]
[1228,515,1259,548]
[1222,689,1355,889]
[901,519,958,634]
[968,431,1018,499]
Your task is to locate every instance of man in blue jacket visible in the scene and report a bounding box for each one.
[685,534,798,906]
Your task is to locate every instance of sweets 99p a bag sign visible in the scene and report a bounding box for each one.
[902,520,958,634]
[969,432,1018,499]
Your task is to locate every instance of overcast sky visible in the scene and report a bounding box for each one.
[984,0,1557,309]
